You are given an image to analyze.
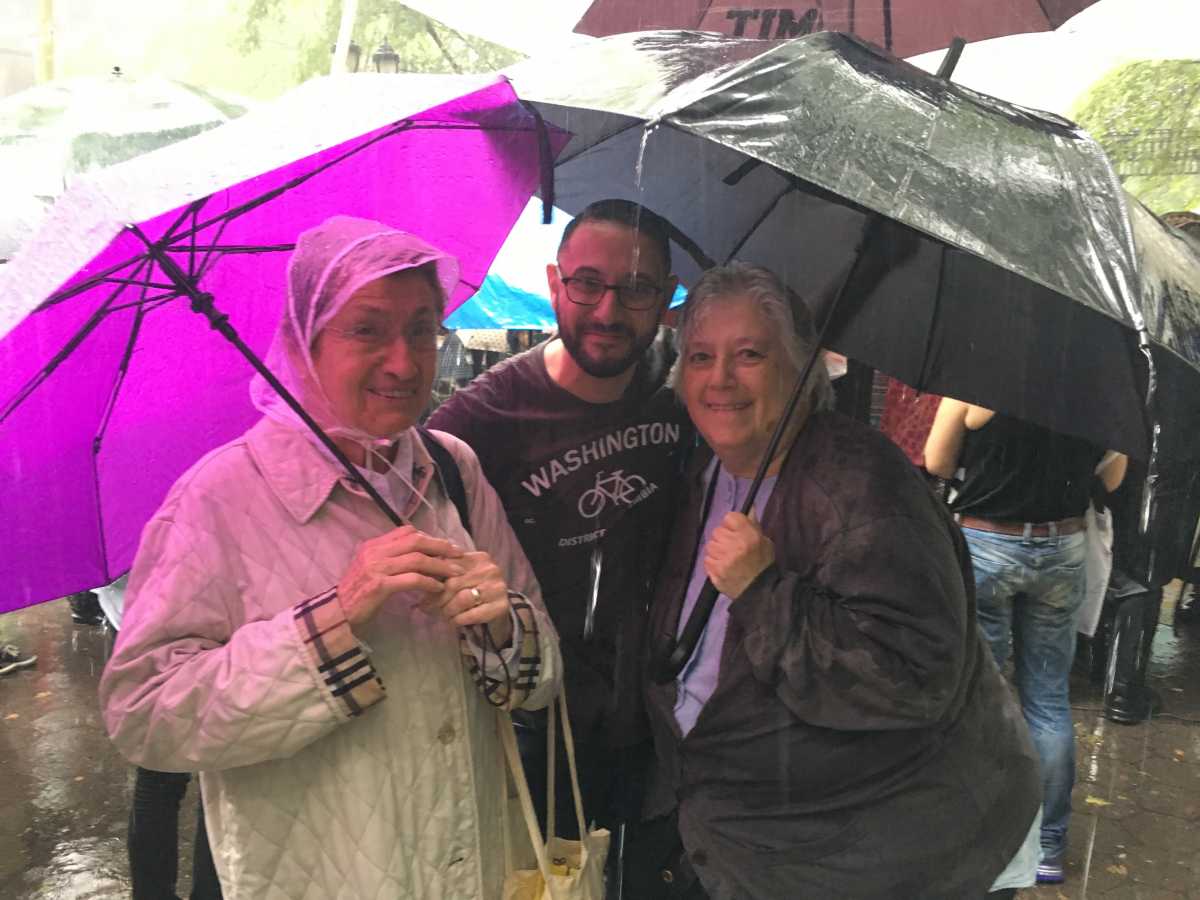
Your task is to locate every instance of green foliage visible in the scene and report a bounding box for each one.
[241,0,523,83]
[1073,60,1200,213]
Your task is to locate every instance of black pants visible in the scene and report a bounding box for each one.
[128,768,223,900]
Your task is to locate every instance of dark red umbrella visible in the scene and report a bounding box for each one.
[575,0,1098,57]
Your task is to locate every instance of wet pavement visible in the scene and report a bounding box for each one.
[1025,582,1200,900]
[1,600,201,899]
[3,588,1200,898]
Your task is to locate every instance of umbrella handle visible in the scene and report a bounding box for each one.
[935,37,966,80]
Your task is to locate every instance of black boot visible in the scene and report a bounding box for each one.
[68,591,104,626]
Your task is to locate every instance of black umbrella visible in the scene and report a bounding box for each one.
[508,30,1200,680]
[510,30,1200,460]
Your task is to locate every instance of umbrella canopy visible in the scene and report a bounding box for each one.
[0,73,566,613]
[0,72,252,261]
[574,0,1099,54]
[400,0,1099,60]
[508,30,1200,461]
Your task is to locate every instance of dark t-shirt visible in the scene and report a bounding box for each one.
[426,332,692,745]
[950,414,1102,522]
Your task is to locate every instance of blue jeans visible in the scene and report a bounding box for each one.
[963,527,1086,860]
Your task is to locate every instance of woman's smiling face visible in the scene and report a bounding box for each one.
[679,293,798,476]
[311,269,441,438]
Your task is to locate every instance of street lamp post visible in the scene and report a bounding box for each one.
[330,41,363,73]
[373,38,400,74]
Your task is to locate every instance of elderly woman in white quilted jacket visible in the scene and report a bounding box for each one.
[100,215,561,900]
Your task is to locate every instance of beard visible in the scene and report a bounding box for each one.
[558,321,657,378]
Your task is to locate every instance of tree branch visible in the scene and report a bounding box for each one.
[424,20,462,73]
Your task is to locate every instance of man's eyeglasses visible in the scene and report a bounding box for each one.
[557,267,665,311]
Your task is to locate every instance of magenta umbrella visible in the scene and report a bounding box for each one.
[574,0,1099,57]
[0,74,565,613]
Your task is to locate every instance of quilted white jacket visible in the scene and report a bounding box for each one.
[100,418,561,899]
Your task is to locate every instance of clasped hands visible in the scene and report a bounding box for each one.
[338,525,512,645]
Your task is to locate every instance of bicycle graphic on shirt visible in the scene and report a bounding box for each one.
[577,469,648,519]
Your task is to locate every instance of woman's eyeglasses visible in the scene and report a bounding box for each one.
[323,318,442,352]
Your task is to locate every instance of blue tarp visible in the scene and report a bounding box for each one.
[446,274,556,329]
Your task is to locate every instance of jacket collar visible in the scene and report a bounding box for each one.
[246,417,435,525]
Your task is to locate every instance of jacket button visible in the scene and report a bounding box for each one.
[692,849,708,866]
[660,868,675,883]
[437,723,456,744]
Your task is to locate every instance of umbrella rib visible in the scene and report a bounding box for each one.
[35,198,209,314]
[554,118,654,168]
[105,292,182,314]
[0,258,149,426]
[194,215,236,283]
[722,183,797,263]
[37,258,163,312]
[36,120,529,313]
[915,246,949,391]
[187,203,201,281]
[164,243,297,254]
[99,277,180,290]
[90,301,151,585]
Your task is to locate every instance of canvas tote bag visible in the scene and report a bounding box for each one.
[499,688,609,900]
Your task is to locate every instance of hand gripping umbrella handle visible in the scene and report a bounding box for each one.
[650,350,816,684]
[651,214,899,684]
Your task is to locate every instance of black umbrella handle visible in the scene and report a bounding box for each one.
[651,214,894,684]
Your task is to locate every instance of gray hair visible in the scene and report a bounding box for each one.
[669,261,834,413]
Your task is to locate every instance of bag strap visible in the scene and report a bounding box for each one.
[499,712,559,899]
[545,686,589,844]
[547,695,557,841]
[499,722,515,876]
[558,690,590,841]
[416,425,472,537]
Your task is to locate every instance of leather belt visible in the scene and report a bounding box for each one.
[958,515,1086,537]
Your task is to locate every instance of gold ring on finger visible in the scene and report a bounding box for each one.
[470,586,482,607]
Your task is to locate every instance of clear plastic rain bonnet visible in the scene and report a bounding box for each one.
[251,214,460,451]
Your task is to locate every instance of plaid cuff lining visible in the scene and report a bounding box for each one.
[461,592,541,711]
[294,588,385,718]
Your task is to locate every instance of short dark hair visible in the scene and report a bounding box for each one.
[558,199,673,273]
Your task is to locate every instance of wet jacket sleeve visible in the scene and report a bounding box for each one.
[99,509,384,774]
[727,514,968,730]
[444,430,561,713]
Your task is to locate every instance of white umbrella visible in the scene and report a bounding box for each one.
[0,72,252,261]
[906,0,1199,117]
